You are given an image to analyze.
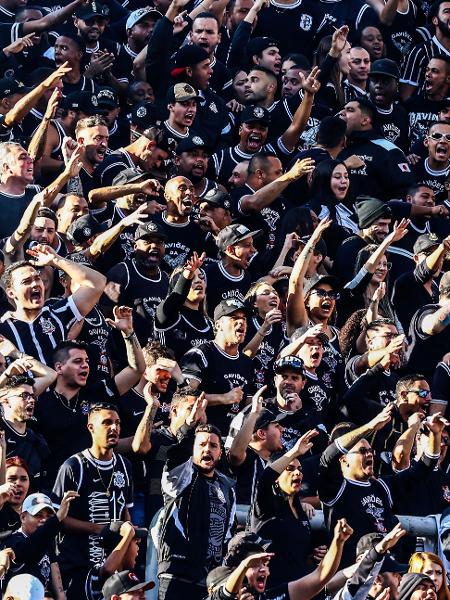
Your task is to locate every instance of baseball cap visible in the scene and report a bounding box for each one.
[75,1,109,20]
[213,298,250,322]
[398,573,435,600]
[99,521,148,550]
[171,45,209,74]
[126,7,162,30]
[176,135,210,155]
[112,167,150,186]
[246,37,278,59]
[303,274,340,296]
[201,188,231,211]
[4,574,45,600]
[67,214,108,246]
[102,571,155,600]
[293,325,329,346]
[22,493,55,516]
[274,355,305,375]
[167,82,200,104]
[413,232,441,255]
[130,102,164,129]
[0,78,32,97]
[253,408,283,432]
[224,532,271,568]
[369,58,400,80]
[206,566,233,590]
[356,533,407,574]
[241,105,270,126]
[134,221,167,241]
[216,223,262,251]
[62,91,108,116]
[97,87,118,108]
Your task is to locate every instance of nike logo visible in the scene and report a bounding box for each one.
[7,439,15,445]
[93,478,101,483]
[133,411,144,416]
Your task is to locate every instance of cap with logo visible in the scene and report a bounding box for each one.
[126,7,162,30]
[97,86,119,108]
[62,91,107,116]
[167,82,200,104]
[241,105,270,126]
[0,78,32,98]
[201,188,231,211]
[22,493,55,516]
[102,570,155,600]
[67,214,108,246]
[369,58,400,80]
[171,45,209,75]
[130,102,164,129]
[413,232,441,255]
[75,1,109,20]
[213,298,250,322]
[176,135,210,155]
[216,223,262,251]
[274,355,305,375]
[134,220,167,241]
[253,408,284,432]
[113,167,151,186]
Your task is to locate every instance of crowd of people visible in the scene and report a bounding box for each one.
[1,0,450,598]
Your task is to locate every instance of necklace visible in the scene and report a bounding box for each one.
[89,451,114,497]
[56,391,79,413]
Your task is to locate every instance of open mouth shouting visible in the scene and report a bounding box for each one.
[183,111,195,126]
[435,142,449,159]
[247,133,262,151]
[29,287,43,305]
[254,573,268,592]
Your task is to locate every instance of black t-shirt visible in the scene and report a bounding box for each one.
[0,184,41,239]
[432,361,450,420]
[404,93,443,151]
[316,0,378,37]
[244,316,286,394]
[107,118,131,151]
[52,450,133,571]
[412,158,450,203]
[203,260,253,318]
[375,104,410,153]
[380,0,417,63]
[0,418,49,484]
[153,213,208,271]
[181,340,254,434]
[93,148,135,188]
[229,446,267,505]
[33,378,120,489]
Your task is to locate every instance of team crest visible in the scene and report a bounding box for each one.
[81,401,90,415]
[40,318,56,335]
[299,14,312,31]
[113,471,126,488]
[83,227,92,237]
[136,106,146,118]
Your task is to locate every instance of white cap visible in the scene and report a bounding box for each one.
[22,493,55,516]
[126,7,162,30]
[4,574,45,600]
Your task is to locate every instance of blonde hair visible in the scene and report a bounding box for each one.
[409,552,450,600]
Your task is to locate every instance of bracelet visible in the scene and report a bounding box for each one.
[123,330,136,340]
[257,329,269,337]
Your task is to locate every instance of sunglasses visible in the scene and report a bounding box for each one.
[428,132,450,142]
[310,289,340,300]
[348,447,376,456]
[407,389,431,398]
[9,391,36,402]
[376,262,392,271]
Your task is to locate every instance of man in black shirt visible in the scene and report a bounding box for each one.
[71,115,109,198]
[181,298,254,434]
[412,120,450,202]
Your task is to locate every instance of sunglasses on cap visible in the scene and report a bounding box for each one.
[428,132,450,142]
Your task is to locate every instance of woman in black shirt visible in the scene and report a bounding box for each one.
[0,457,31,538]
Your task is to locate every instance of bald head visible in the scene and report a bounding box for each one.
[164,176,195,217]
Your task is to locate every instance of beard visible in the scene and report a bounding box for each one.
[437,17,450,38]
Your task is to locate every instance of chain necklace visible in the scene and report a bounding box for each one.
[56,391,80,414]
[89,451,114,497]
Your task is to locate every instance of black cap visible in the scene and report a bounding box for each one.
[253,408,283,432]
[213,298,250,322]
[274,355,305,375]
[241,105,270,126]
[171,45,209,72]
[356,533,407,574]
[176,135,210,155]
[206,566,233,590]
[369,58,400,80]
[216,223,262,251]
[398,573,435,600]
[303,274,340,296]
[97,86,118,108]
[224,532,271,568]
[413,232,441,255]
[112,167,150,186]
[66,214,108,245]
[130,103,164,129]
[201,188,231,210]
[0,78,32,97]
[246,37,278,59]
[62,91,107,116]
[134,221,167,241]
[75,1,109,20]
[355,195,392,229]
[166,82,200,104]
[102,571,155,600]
[99,522,148,550]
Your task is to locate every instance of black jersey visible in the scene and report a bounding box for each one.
[180,340,254,434]
[375,103,410,153]
[112,44,136,84]
[0,184,41,239]
[106,260,169,343]
[0,296,82,366]
[107,118,131,151]
[93,148,135,187]
[61,75,96,96]
[52,450,133,570]
[0,417,49,483]
[432,361,450,418]
[316,0,378,38]
[412,158,450,203]
[156,306,214,361]
[203,260,253,317]
[229,446,267,506]
[301,370,332,420]
[244,316,286,393]
[401,35,450,91]
[33,378,120,489]
[380,0,417,63]
[153,213,208,271]
[404,93,443,150]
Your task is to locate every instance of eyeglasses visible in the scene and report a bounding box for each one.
[310,289,340,300]
[428,132,450,142]
[407,389,431,398]
[348,447,376,456]
[9,392,36,402]
[376,262,392,271]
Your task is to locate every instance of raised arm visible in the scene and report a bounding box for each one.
[391,412,424,471]
[22,0,85,34]
[269,429,318,473]
[365,0,401,25]
[228,386,266,467]
[130,385,160,454]
[88,178,163,208]
[336,403,394,452]
[28,88,61,163]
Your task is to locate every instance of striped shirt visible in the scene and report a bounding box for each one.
[0,296,82,365]
[401,35,450,89]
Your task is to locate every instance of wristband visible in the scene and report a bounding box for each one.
[123,330,136,340]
